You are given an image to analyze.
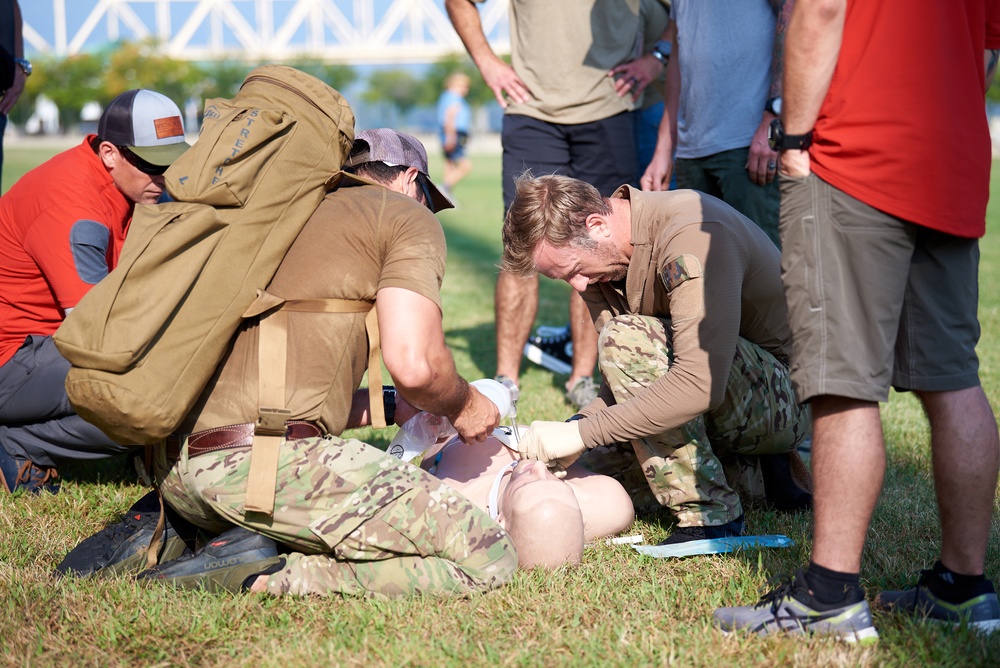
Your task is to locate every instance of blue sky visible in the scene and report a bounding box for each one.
[19,1,479,60]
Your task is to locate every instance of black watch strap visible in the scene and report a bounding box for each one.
[382,386,397,425]
[768,118,813,151]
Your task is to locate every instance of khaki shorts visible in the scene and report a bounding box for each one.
[779,173,982,403]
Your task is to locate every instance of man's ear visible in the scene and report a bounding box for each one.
[97,141,118,171]
[404,166,420,188]
[585,212,611,239]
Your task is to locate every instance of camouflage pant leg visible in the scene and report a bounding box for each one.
[707,336,813,506]
[596,315,740,527]
[705,336,811,455]
[156,435,518,598]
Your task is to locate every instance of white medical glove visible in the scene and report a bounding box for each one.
[517,420,586,478]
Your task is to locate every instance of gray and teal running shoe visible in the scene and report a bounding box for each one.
[874,571,1000,633]
[713,568,879,644]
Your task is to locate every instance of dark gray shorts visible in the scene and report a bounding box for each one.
[501,112,636,211]
[779,173,982,403]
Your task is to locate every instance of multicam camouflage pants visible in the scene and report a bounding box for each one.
[154,434,518,598]
[578,314,811,527]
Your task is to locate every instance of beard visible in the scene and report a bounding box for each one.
[595,240,628,282]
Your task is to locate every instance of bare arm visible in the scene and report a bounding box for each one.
[0,0,25,116]
[445,0,531,108]
[641,20,679,191]
[377,286,499,443]
[442,102,460,152]
[746,0,793,186]
[779,0,846,178]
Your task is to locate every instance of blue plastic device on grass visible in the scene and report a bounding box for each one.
[632,534,794,559]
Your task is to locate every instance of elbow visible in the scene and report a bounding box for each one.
[386,356,436,393]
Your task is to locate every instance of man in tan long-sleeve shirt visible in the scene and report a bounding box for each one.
[501,174,811,543]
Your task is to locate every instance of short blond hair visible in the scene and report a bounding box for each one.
[445,71,471,90]
[500,173,611,276]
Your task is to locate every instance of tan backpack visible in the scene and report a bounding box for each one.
[54,65,358,453]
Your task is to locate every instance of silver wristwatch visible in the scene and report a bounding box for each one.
[14,57,31,77]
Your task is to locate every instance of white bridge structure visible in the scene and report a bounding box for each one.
[23,0,510,63]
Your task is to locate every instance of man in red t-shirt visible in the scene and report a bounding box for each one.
[713,0,1000,640]
[0,89,189,494]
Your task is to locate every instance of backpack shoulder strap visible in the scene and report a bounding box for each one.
[243,292,381,515]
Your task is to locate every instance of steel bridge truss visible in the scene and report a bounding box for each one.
[24,0,509,63]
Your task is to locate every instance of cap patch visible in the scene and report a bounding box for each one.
[154,116,184,139]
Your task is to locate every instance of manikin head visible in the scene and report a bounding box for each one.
[495,459,585,569]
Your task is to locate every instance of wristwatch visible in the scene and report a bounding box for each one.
[651,39,672,66]
[382,385,397,425]
[768,118,812,151]
[13,57,31,77]
[765,96,782,116]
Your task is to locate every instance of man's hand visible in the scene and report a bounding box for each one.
[479,56,532,109]
[608,54,663,101]
[641,152,674,192]
[451,384,500,444]
[778,148,811,178]
[746,114,779,186]
[516,420,586,478]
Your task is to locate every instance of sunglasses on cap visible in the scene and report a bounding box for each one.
[117,145,169,176]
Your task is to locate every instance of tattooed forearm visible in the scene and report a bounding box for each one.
[770,0,794,99]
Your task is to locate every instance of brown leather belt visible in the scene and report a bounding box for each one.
[164,420,322,462]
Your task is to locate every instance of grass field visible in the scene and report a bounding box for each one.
[2,142,1000,667]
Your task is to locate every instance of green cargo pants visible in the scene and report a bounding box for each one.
[155,434,518,598]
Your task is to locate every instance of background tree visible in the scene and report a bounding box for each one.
[362,68,422,126]
[419,53,495,108]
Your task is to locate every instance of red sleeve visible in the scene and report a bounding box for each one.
[988,0,1000,48]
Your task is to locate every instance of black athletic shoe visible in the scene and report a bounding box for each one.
[54,491,191,578]
[137,525,284,594]
[658,514,745,545]
[0,445,59,495]
[523,324,573,375]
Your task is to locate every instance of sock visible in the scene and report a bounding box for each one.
[803,562,864,609]
[926,560,988,603]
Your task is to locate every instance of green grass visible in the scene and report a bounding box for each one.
[2,144,1000,666]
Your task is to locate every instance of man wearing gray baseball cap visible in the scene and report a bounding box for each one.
[0,88,190,494]
[344,128,454,212]
[133,128,518,598]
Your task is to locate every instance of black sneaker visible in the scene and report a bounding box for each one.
[658,514,745,545]
[0,445,59,495]
[523,324,573,375]
[874,570,1000,633]
[54,490,192,578]
[137,525,284,594]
